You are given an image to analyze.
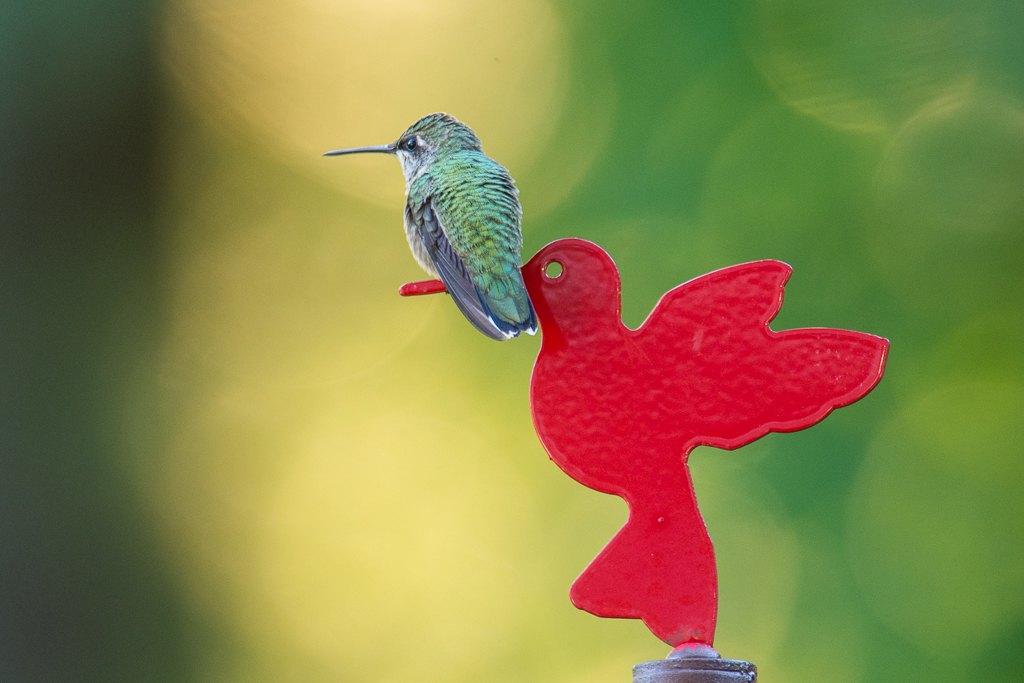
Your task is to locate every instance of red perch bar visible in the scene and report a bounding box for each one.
[398,279,448,296]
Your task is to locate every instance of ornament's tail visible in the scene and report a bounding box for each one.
[569,467,718,647]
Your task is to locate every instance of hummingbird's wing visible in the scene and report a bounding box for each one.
[411,199,511,341]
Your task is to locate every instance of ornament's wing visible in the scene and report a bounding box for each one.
[412,199,509,341]
[640,260,889,450]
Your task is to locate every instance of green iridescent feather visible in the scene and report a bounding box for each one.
[408,151,532,327]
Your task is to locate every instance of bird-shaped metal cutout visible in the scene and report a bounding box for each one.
[326,113,537,340]
[521,239,888,647]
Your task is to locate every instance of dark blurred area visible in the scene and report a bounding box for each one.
[1,2,195,680]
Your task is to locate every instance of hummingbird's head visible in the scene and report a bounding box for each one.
[393,113,482,181]
[324,113,483,185]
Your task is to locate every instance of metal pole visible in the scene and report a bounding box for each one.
[632,645,756,683]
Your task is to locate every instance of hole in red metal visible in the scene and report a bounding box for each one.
[544,261,563,279]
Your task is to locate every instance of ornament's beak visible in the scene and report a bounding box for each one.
[323,143,396,157]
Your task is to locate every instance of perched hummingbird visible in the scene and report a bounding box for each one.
[324,113,537,341]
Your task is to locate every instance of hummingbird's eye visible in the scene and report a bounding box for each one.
[403,137,417,151]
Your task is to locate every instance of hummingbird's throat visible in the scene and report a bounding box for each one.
[397,151,429,194]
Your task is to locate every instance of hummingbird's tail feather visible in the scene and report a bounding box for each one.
[486,295,538,338]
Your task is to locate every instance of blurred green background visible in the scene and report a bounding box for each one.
[3,0,1023,681]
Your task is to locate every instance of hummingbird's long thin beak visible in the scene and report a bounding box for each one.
[322,143,395,157]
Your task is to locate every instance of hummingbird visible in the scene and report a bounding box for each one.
[324,113,537,341]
